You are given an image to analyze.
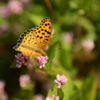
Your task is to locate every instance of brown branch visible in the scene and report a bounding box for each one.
[44,0,57,20]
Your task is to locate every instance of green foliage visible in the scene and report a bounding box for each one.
[0,0,100,100]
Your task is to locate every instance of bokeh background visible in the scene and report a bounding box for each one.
[0,0,100,100]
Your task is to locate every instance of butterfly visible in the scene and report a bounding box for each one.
[13,17,52,57]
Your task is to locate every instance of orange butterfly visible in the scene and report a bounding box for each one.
[13,17,52,57]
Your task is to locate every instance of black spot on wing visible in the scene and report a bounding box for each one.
[41,29,44,31]
[42,33,45,35]
[47,31,51,34]
[38,31,40,33]
[13,28,32,48]
[37,35,39,37]
[45,24,47,26]
[40,36,43,39]
[45,36,49,38]
[45,39,48,41]
[49,26,51,29]
[44,30,47,32]
[47,23,50,25]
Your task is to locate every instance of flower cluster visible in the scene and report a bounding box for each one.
[0,81,8,100]
[8,0,23,14]
[15,53,32,68]
[34,94,44,100]
[0,0,31,18]
[19,74,31,88]
[0,23,9,34]
[35,56,48,68]
[0,6,10,18]
[63,32,73,44]
[14,53,48,68]
[82,39,95,52]
[55,74,68,88]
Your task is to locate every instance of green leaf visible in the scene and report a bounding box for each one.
[82,72,97,100]
[47,89,53,97]
[57,88,64,100]
[10,59,18,68]
[62,77,82,100]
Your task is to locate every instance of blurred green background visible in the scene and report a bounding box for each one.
[0,0,100,100]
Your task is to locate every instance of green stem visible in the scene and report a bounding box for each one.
[57,88,60,96]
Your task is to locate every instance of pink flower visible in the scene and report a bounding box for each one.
[0,81,5,92]
[55,74,68,88]
[21,0,31,6]
[0,23,9,34]
[51,29,55,35]
[15,53,32,68]
[34,94,44,100]
[19,74,31,87]
[35,56,48,68]
[64,32,73,44]
[0,6,10,17]
[45,95,59,100]
[8,0,23,14]
[0,92,8,100]
[82,39,95,52]
[0,81,8,100]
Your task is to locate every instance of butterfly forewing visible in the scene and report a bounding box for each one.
[34,18,52,50]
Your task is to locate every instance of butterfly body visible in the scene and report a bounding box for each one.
[13,17,52,57]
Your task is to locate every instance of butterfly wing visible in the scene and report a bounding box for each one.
[34,17,52,50]
[13,17,52,57]
[13,28,46,57]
